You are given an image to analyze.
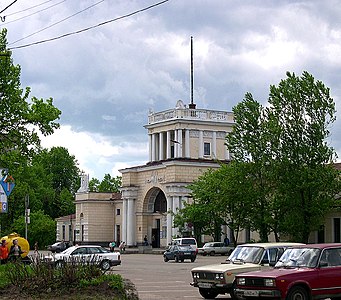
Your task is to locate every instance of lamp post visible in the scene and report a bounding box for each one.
[25,195,30,239]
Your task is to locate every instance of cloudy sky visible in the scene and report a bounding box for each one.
[1,0,340,180]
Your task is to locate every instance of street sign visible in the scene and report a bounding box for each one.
[0,184,8,213]
[0,174,15,196]
[1,201,7,213]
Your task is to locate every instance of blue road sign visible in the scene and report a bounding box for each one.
[1,201,7,213]
[0,174,15,197]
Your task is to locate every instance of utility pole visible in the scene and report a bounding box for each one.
[25,195,30,239]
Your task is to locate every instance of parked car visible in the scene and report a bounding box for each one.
[198,242,234,256]
[47,241,70,253]
[172,237,198,253]
[45,245,121,271]
[164,244,197,263]
[235,243,341,300]
[191,242,304,299]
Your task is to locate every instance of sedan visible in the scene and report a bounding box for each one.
[45,245,121,271]
[47,241,69,253]
[164,245,197,263]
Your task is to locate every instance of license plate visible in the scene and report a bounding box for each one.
[198,282,212,288]
[184,252,191,255]
[244,290,259,297]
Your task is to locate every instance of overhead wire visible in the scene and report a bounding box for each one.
[8,0,170,50]
[2,0,67,26]
[5,0,58,17]
[9,0,105,45]
[0,0,18,14]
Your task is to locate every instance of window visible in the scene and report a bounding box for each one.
[116,208,120,215]
[204,142,211,156]
[62,225,66,240]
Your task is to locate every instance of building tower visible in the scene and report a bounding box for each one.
[120,101,234,247]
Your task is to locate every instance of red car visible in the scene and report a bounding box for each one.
[235,243,341,300]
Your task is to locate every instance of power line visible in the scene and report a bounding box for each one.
[9,0,105,45]
[0,0,18,14]
[6,0,57,17]
[8,0,170,50]
[2,0,66,26]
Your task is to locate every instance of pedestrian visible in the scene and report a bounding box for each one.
[109,240,116,252]
[33,241,39,262]
[9,239,26,261]
[0,239,9,264]
[143,235,148,246]
[119,241,125,253]
[224,236,230,246]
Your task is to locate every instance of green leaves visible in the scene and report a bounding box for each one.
[226,71,338,243]
[0,29,61,161]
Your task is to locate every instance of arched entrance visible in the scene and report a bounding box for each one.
[144,187,167,248]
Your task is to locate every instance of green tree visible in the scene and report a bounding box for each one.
[266,72,339,242]
[89,174,121,192]
[11,210,56,249]
[227,71,339,243]
[0,29,61,164]
[227,95,274,242]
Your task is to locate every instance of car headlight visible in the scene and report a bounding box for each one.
[215,273,224,280]
[237,277,246,285]
[264,278,276,287]
[193,273,199,279]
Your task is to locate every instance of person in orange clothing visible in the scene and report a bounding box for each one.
[0,239,9,264]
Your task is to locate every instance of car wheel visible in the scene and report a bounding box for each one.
[164,256,169,262]
[286,286,308,300]
[209,251,215,256]
[191,257,196,262]
[55,260,65,269]
[199,288,218,299]
[100,260,111,271]
[181,258,184,262]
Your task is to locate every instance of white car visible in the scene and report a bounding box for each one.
[198,242,234,256]
[46,245,121,271]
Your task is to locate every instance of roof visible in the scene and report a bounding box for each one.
[236,242,305,248]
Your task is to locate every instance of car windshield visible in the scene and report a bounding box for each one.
[275,248,320,268]
[227,246,264,264]
[178,245,192,250]
[60,246,77,254]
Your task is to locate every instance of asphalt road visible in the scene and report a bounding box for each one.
[112,253,231,300]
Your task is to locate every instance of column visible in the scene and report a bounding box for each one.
[225,135,230,160]
[127,198,135,246]
[151,133,156,161]
[166,131,171,159]
[159,132,164,160]
[122,200,128,245]
[174,130,178,158]
[167,197,173,245]
[172,196,180,237]
[185,129,190,158]
[199,130,204,158]
[148,134,152,162]
[212,131,217,157]
[177,129,183,157]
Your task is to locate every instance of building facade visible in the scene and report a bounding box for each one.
[56,101,341,247]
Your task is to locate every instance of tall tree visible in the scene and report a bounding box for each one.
[227,95,273,241]
[227,71,339,243]
[0,29,61,165]
[266,71,339,242]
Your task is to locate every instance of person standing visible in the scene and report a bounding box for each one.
[109,241,116,252]
[9,239,26,261]
[0,239,9,264]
